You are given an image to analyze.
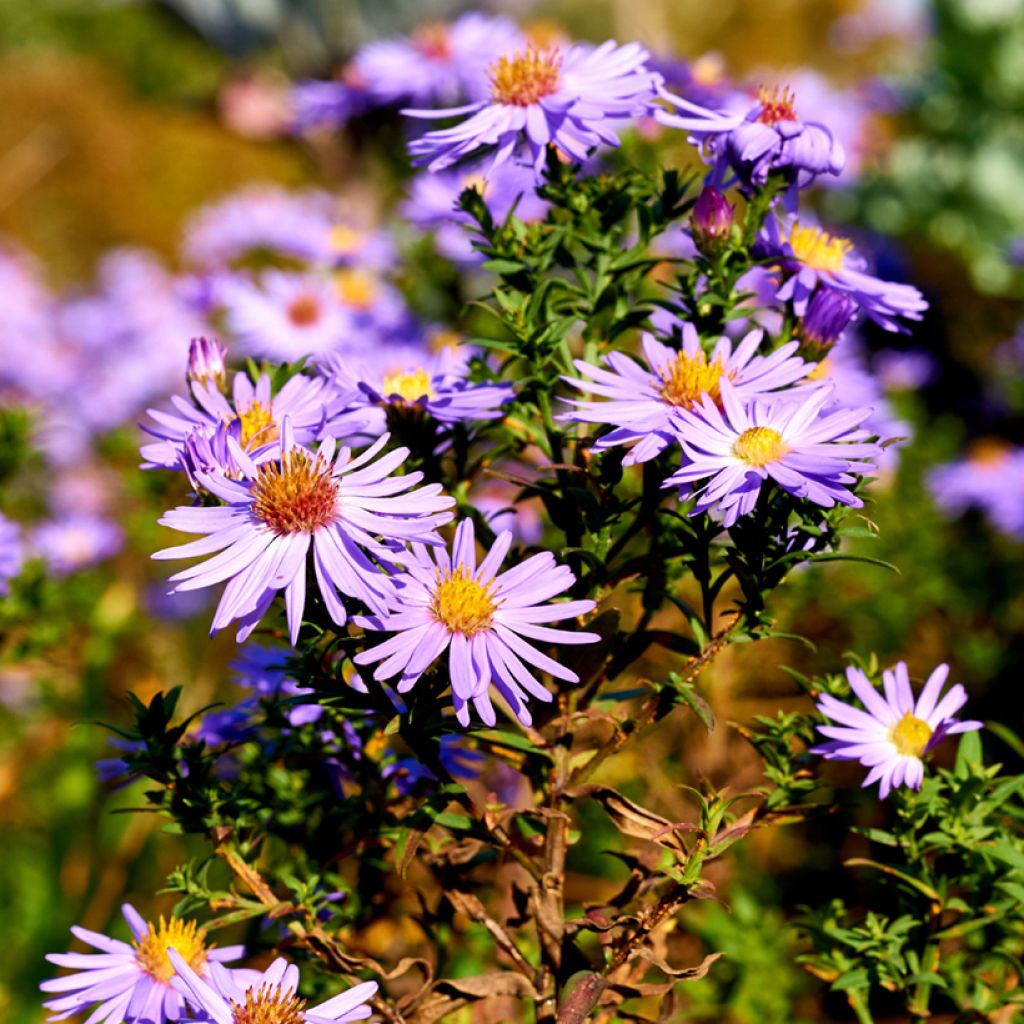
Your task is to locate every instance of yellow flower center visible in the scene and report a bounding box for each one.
[787,223,853,274]
[230,984,307,1024]
[334,269,377,311]
[657,349,730,409]
[968,437,1011,469]
[236,400,279,450]
[433,566,498,636]
[890,711,933,758]
[806,358,832,382]
[133,917,208,985]
[732,426,788,467]
[251,450,339,535]
[287,294,321,327]
[757,84,798,125]
[328,225,364,255]
[489,47,562,106]
[382,367,434,404]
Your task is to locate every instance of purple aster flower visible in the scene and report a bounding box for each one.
[811,662,982,798]
[41,904,245,1024]
[0,513,23,596]
[928,441,1024,538]
[318,343,512,431]
[141,370,348,474]
[354,13,524,109]
[663,381,881,527]
[33,515,124,577]
[154,422,455,644]
[231,643,326,726]
[171,954,375,1024]
[562,325,808,464]
[354,519,598,727]
[758,215,928,333]
[218,271,351,362]
[404,41,665,179]
[182,186,335,270]
[660,82,844,196]
[873,348,937,391]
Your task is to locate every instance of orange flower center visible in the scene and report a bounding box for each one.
[413,23,451,61]
[891,711,932,758]
[733,426,788,467]
[757,85,798,125]
[787,223,853,274]
[287,295,321,327]
[657,350,730,409]
[967,437,1011,469]
[251,450,338,535]
[133,917,208,985]
[489,48,562,106]
[230,984,307,1024]
[433,567,498,636]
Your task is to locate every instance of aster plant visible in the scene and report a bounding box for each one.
[49,18,1024,1024]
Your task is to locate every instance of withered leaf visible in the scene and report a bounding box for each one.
[567,785,689,855]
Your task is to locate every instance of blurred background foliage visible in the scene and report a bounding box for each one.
[1,0,1023,1022]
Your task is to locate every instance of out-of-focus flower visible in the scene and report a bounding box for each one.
[0,513,23,596]
[355,519,597,727]
[811,662,982,798]
[664,381,880,526]
[690,186,734,252]
[318,344,512,432]
[660,83,843,195]
[41,904,245,1024]
[401,162,548,264]
[170,952,376,1024]
[182,186,335,270]
[873,349,937,391]
[32,515,123,577]
[928,440,1024,538]
[759,216,928,332]
[231,643,324,726]
[405,41,663,178]
[355,13,524,108]
[217,69,293,139]
[154,424,454,643]
[141,370,343,474]
[219,271,350,361]
[562,326,807,464]
[186,337,227,390]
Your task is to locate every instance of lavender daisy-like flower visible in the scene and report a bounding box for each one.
[355,519,598,727]
[154,422,455,644]
[758,215,928,332]
[404,41,665,178]
[563,325,808,464]
[41,904,245,1024]
[664,380,880,526]
[33,515,124,577]
[169,951,376,1024]
[318,343,512,432]
[141,369,346,473]
[660,83,844,195]
[811,662,983,798]
[928,440,1024,538]
[219,271,350,361]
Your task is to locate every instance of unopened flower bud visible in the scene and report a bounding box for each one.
[797,289,857,359]
[186,337,227,390]
[691,186,734,252]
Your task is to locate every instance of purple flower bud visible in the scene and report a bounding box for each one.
[186,336,227,390]
[797,288,858,358]
[691,186,734,252]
